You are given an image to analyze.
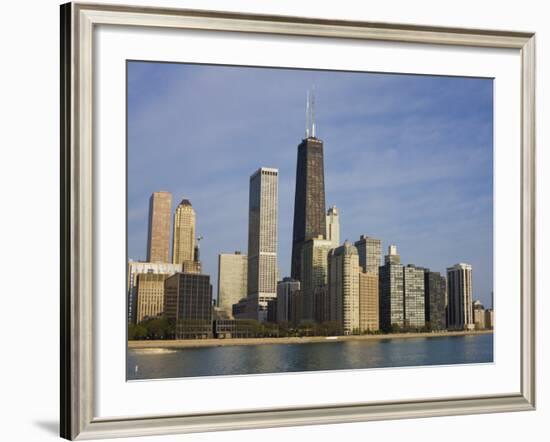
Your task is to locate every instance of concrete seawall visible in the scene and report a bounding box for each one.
[128,330,493,350]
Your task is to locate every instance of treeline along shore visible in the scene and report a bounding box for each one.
[128,329,493,350]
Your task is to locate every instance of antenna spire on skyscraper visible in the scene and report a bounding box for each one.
[305,85,317,139]
[311,85,316,138]
[305,90,310,138]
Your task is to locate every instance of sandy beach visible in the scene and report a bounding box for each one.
[128,330,493,349]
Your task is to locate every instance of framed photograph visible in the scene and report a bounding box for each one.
[60,2,536,440]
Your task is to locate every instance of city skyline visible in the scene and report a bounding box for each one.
[128,61,494,307]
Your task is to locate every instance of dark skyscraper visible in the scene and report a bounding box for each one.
[291,89,327,280]
[447,263,474,330]
[164,272,213,339]
[423,269,447,330]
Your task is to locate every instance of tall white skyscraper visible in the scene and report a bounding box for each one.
[247,167,279,321]
[326,206,340,249]
[447,263,475,330]
[217,251,248,317]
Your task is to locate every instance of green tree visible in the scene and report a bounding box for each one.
[278,321,290,337]
[146,318,167,339]
[298,320,315,337]
[249,320,264,337]
[128,323,147,340]
[136,317,173,339]
[321,321,339,336]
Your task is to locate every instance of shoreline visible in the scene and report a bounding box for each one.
[128,330,493,350]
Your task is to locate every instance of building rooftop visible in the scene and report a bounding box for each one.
[250,167,279,179]
[332,240,358,256]
[448,262,472,270]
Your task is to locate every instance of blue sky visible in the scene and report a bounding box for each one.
[127,61,494,308]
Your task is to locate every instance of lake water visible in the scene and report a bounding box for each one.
[127,333,493,380]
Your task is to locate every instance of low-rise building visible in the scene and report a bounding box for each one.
[313,286,330,324]
[266,298,278,323]
[136,273,168,323]
[164,272,213,339]
[127,261,182,324]
[473,308,486,329]
[232,298,249,320]
[276,278,301,326]
[485,309,494,329]
[213,319,256,339]
[473,299,486,330]
[217,251,247,318]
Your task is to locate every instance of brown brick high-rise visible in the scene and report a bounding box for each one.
[146,191,172,263]
[291,136,327,280]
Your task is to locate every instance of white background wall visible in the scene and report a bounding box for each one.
[0,0,547,441]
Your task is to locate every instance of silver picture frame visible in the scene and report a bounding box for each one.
[60,2,536,439]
